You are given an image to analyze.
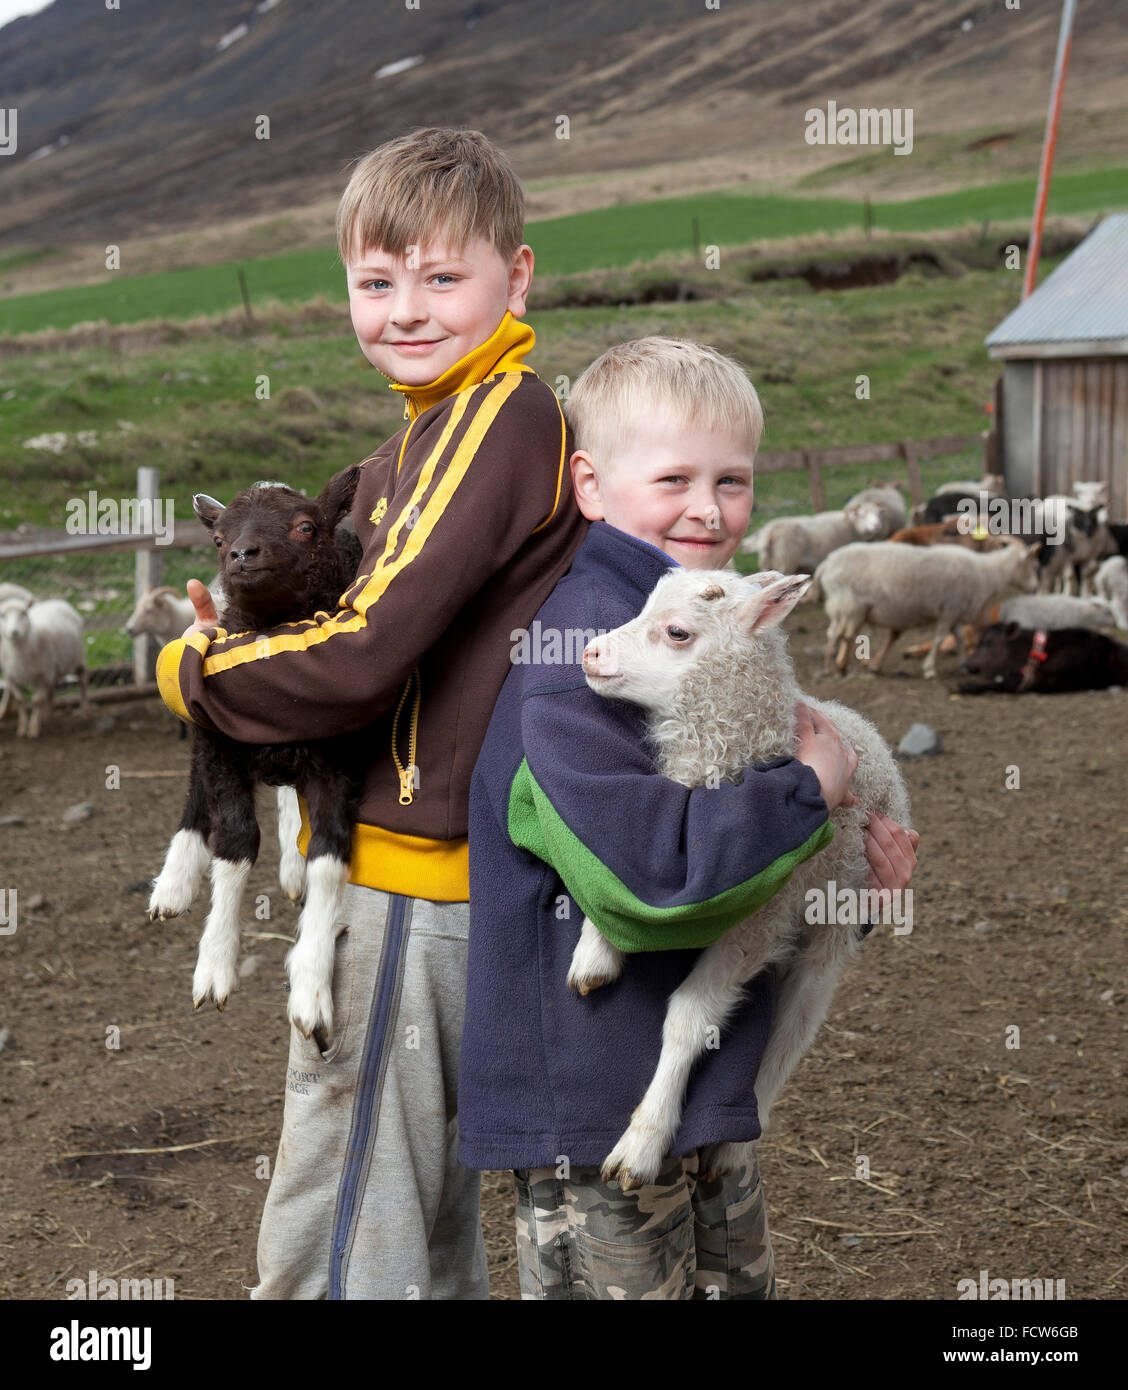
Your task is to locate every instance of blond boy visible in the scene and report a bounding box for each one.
[459,338,916,1298]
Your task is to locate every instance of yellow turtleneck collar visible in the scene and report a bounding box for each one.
[383,310,536,421]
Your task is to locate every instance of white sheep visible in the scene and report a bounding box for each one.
[744,488,907,574]
[814,537,1040,678]
[843,486,906,540]
[0,597,87,737]
[0,583,35,722]
[999,593,1116,632]
[1095,555,1128,630]
[567,569,911,1187]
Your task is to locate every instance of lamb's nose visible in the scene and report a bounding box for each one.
[231,543,260,563]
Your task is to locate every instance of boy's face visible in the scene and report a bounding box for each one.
[570,411,755,569]
[345,232,533,386]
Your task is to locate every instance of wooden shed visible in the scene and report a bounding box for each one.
[985,213,1128,518]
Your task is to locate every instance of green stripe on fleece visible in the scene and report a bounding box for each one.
[507,757,835,953]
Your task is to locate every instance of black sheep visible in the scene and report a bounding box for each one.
[958,621,1128,694]
[148,469,364,1039]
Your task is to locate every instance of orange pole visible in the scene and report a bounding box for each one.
[1024,0,1078,298]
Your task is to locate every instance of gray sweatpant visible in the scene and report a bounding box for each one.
[251,884,489,1300]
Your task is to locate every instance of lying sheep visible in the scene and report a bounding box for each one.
[567,569,911,1186]
[147,471,363,1037]
[999,593,1116,632]
[1095,555,1128,629]
[813,537,1040,678]
[0,597,87,737]
[960,622,1128,694]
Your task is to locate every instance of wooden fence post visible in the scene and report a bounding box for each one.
[898,441,923,506]
[133,466,161,686]
[804,451,826,511]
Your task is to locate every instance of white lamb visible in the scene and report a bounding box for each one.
[124,579,224,641]
[843,486,906,540]
[999,593,1116,632]
[567,569,911,1188]
[0,597,87,737]
[0,583,35,722]
[814,538,1040,678]
[1095,555,1128,630]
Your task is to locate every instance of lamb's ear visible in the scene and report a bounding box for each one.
[316,464,362,529]
[736,573,811,633]
[192,494,224,530]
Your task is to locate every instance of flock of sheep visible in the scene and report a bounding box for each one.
[742,475,1128,690]
[2,472,1128,741]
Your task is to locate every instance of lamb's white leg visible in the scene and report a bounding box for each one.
[921,620,954,679]
[13,688,28,737]
[0,680,9,722]
[601,934,764,1190]
[286,855,349,1039]
[192,857,252,1010]
[26,685,45,738]
[276,786,306,902]
[567,916,624,995]
[148,828,212,920]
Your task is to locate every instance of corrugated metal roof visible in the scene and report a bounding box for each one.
[985,213,1128,354]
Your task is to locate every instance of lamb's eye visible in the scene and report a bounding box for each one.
[296,521,314,535]
[666,625,691,642]
[213,535,224,548]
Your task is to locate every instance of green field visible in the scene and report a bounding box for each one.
[0,165,1123,337]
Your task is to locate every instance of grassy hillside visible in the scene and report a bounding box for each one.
[0,167,1121,336]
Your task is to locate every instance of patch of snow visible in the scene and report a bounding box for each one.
[374,55,424,80]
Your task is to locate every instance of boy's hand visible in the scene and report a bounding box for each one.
[793,701,856,811]
[179,578,219,640]
[863,812,919,895]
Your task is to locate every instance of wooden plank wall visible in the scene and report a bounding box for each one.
[1039,358,1128,518]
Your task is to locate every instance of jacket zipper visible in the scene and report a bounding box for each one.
[391,666,421,804]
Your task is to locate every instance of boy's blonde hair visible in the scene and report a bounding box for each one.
[337,126,525,267]
[566,337,764,468]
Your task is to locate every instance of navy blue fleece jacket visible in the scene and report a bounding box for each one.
[458,521,834,1170]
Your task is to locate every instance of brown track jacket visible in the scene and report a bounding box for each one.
[157,311,588,899]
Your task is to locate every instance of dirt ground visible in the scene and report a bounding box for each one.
[1,623,1126,1301]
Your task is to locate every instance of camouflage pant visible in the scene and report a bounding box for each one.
[513,1147,777,1300]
